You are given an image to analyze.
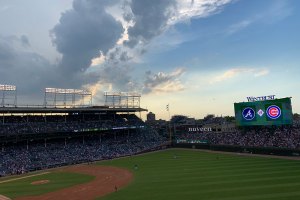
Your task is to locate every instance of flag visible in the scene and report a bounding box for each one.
[166,104,169,111]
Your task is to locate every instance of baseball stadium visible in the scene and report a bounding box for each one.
[1,86,300,200]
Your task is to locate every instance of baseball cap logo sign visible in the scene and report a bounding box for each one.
[242,107,255,120]
[266,105,281,119]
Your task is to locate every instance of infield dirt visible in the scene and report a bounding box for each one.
[15,165,133,200]
[0,194,11,200]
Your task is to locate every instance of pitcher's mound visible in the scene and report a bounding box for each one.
[31,180,50,185]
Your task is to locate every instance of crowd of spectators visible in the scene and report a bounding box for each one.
[0,128,167,177]
[176,127,300,149]
[0,113,168,177]
[0,114,145,135]
[5,113,300,177]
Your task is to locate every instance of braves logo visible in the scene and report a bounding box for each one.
[242,107,255,120]
[266,105,281,119]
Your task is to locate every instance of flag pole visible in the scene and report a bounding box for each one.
[167,104,172,144]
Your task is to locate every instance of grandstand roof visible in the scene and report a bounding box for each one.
[0,106,147,114]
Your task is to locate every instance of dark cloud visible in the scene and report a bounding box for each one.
[0,35,56,104]
[0,37,15,62]
[106,47,132,64]
[102,65,133,90]
[0,34,99,104]
[119,51,131,62]
[91,47,136,92]
[51,0,124,87]
[0,0,187,105]
[124,0,176,48]
[0,0,130,104]
[122,0,134,22]
[80,0,182,95]
[20,35,30,47]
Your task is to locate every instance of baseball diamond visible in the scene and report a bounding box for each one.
[2,149,300,200]
[1,0,300,199]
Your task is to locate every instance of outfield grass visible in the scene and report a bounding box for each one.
[98,149,300,200]
[0,171,94,199]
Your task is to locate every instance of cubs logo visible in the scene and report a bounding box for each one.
[242,107,255,120]
[266,105,281,119]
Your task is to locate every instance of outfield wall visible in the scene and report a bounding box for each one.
[173,143,300,156]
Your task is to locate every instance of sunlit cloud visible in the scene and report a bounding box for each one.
[143,68,186,94]
[210,67,269,84]
[170,0,233,24]
[150,80,185,94]
[91,55,105,66]
[254,69,269,77]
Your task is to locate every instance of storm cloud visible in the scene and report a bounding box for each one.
[0,35,56,104]
[51,0,124,87]
[0,0,234,105]
[124,0,176,48]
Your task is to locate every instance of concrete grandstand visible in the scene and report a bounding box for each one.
[0,88,168,177]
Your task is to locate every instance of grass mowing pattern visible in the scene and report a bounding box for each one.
[0,172,94,199]
[98,149,300,200]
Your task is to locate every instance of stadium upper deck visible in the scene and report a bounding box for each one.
[0,106,147,115]
[1,85,146,114]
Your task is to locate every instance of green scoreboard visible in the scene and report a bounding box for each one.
[234,97,293,126]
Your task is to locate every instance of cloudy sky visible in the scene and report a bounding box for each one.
[0,0,299,120]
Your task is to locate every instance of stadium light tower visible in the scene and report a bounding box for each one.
[44,87,92,108]
[104,92,141,108]
[0,84,17,107]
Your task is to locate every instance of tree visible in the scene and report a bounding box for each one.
[224,116,235,122]
[293,113,300,120]
[170,115,188,124]
[203,114,215,121]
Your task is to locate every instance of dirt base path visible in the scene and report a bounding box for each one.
[15,165,133,200]
[0,194,11,200]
